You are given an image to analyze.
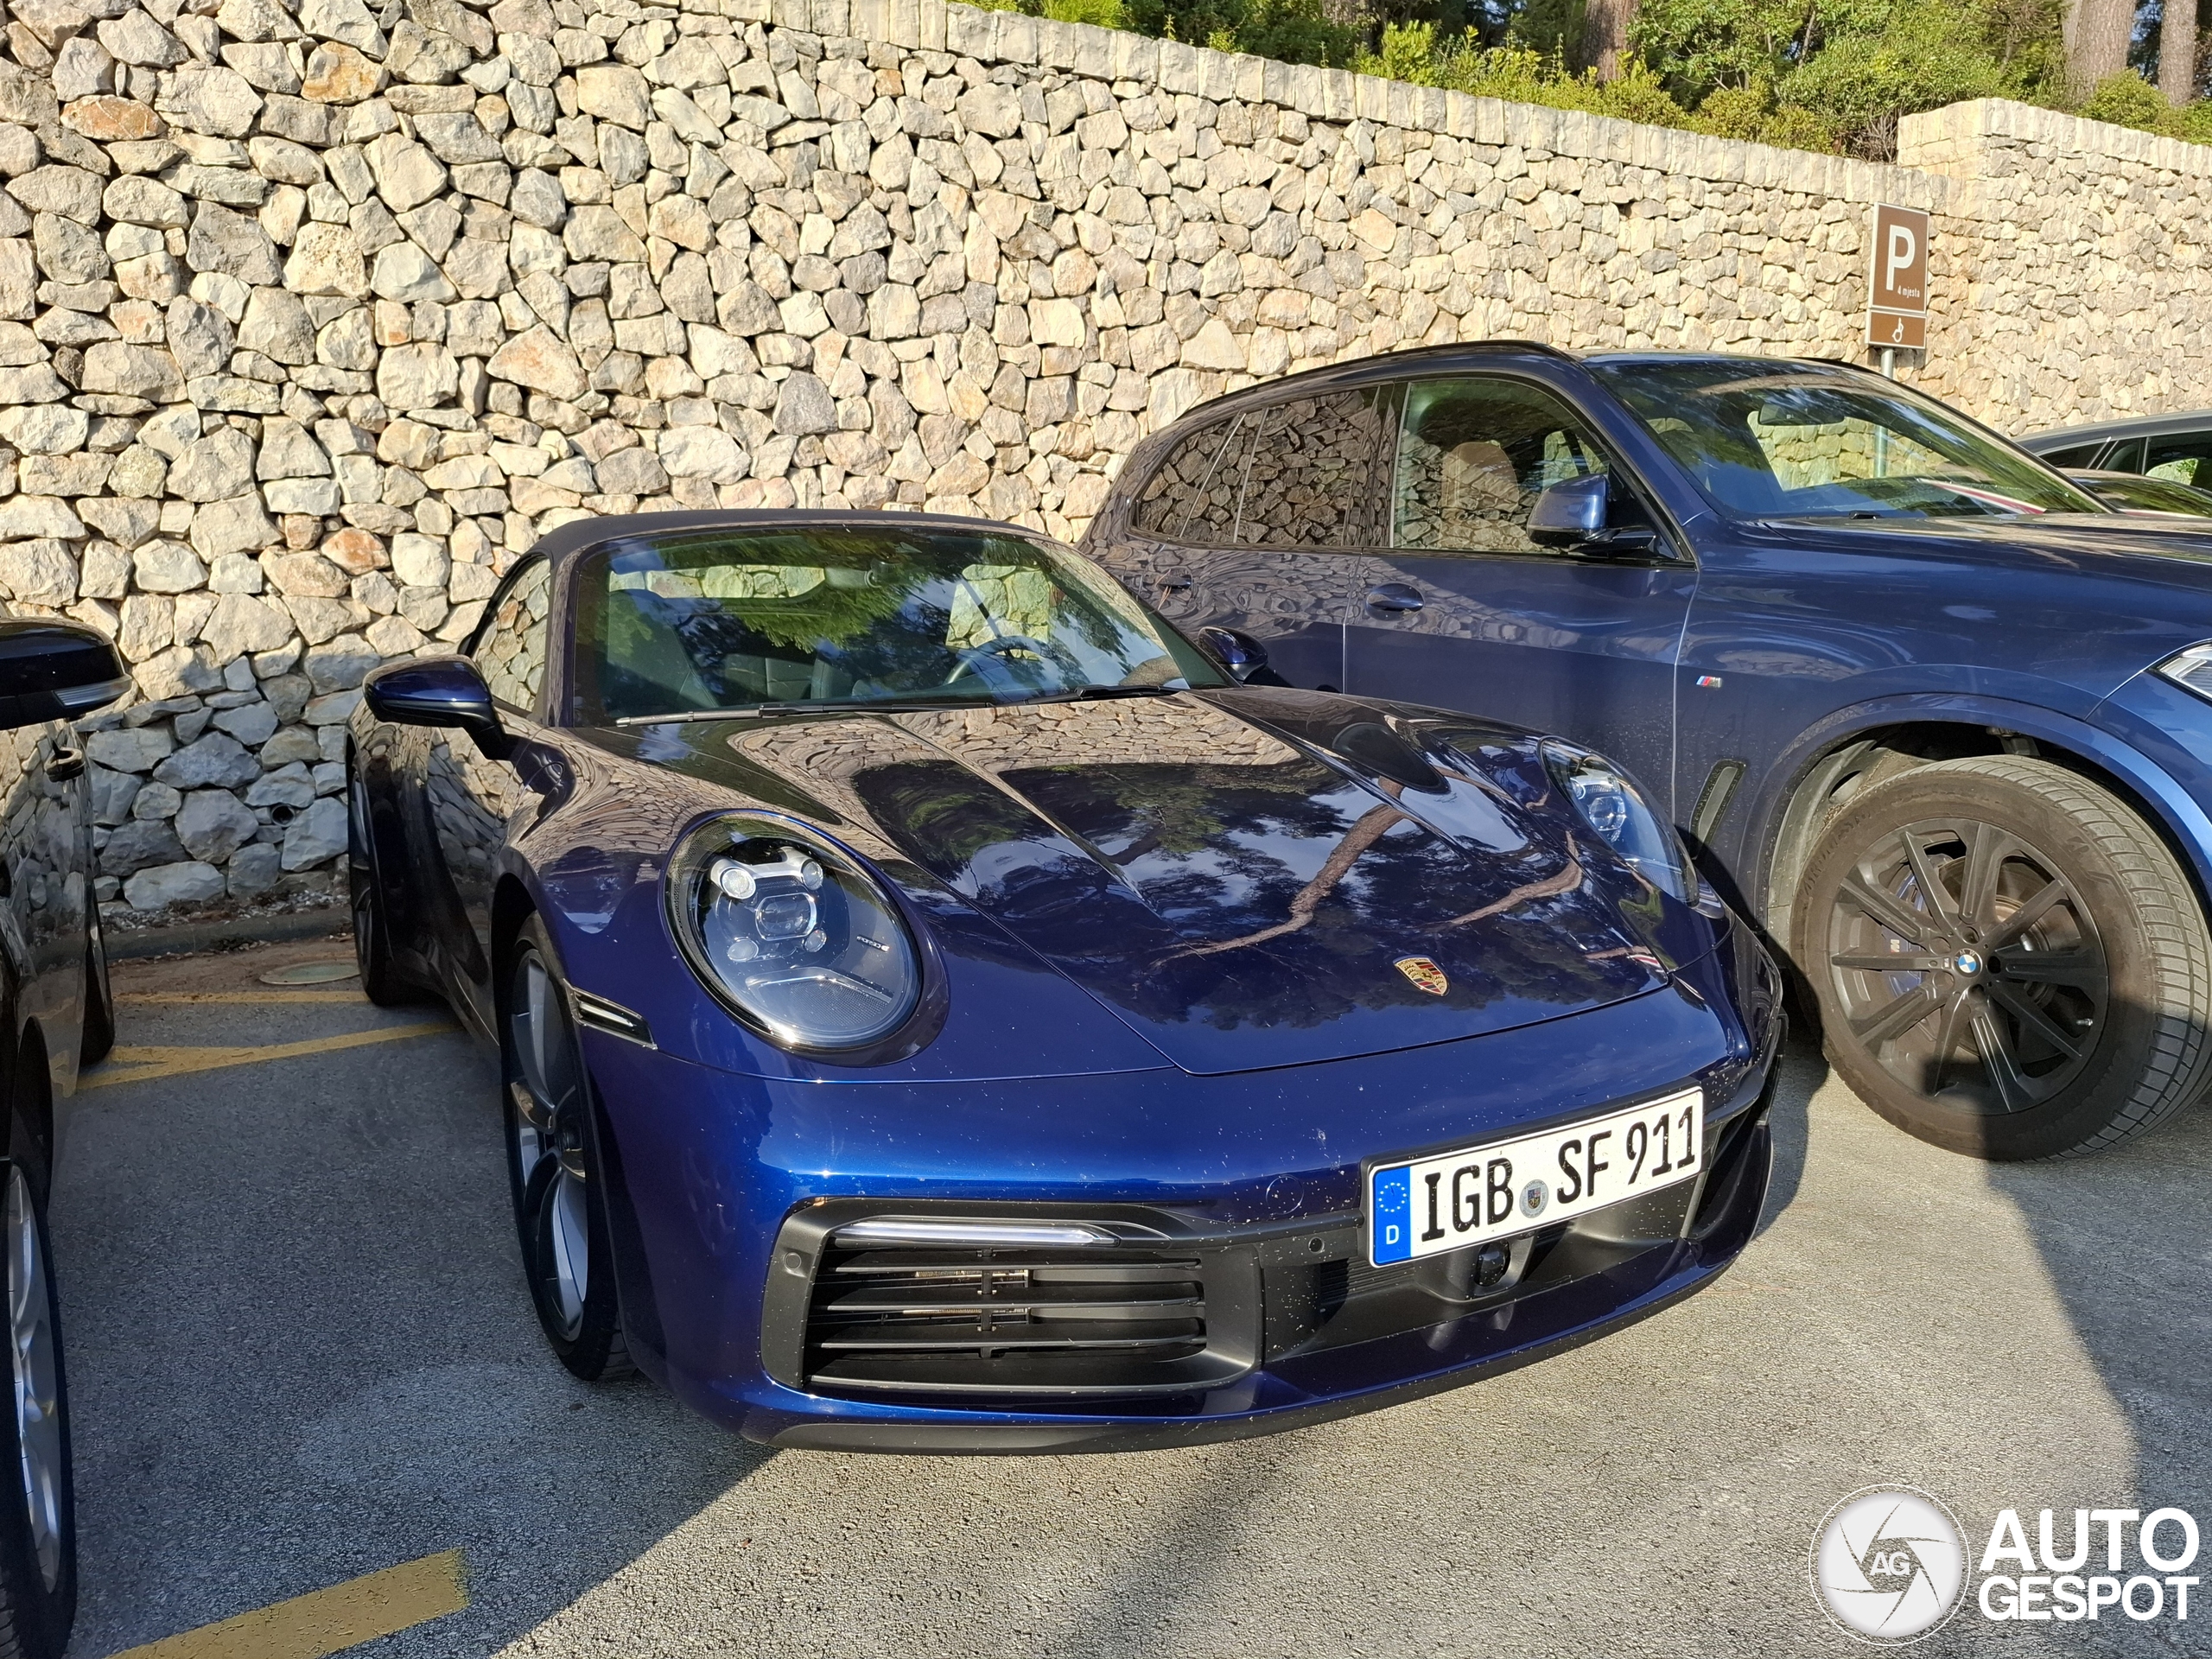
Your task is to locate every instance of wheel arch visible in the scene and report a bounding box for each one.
[490,880,667,1374]
[1746,698,2212,963]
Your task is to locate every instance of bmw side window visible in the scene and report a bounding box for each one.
[1390,378,1612,555]
[2105,437,2146,473]
[1232,389,1388,547]
[474,559,552,715]
[1129,417,1243,542]
[2145,435,2212,486]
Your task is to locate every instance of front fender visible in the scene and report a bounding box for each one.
[1741,690,2212,930]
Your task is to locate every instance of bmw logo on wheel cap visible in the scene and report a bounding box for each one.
[1810,1485,1967,1644]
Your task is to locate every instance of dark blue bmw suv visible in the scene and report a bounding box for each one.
[1082,344,2212,1161]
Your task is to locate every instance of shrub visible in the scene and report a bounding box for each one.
[2082,68,2173,130]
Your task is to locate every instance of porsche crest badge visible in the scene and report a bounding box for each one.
[1394,956,1448,995]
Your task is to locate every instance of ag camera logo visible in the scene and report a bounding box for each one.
[1811,1486,1968,1643]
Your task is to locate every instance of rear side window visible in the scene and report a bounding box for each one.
[1130,417,1239,539]
[2146,432,2212,486]
[1233,389,1387,547]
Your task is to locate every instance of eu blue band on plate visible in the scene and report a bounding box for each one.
[1370,1165,1413,1264]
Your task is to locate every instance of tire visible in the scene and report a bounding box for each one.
[0,1088,74,1659]
[347,766,418,1009]
[1795,755,2212,1160]
[77,913,111,1070]
[500,918,632,1381]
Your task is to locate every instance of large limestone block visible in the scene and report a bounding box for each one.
[378,341,459,410]
[80,340,184,401]
[284,222,367,296]
[575,65,651,130]
[199,591,296,659]
[124,860,226,909]
[486,325,587,401]
[167,429,257,502]
[173,789,258,861]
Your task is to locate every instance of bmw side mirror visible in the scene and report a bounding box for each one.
[1528,474,1661,556]
[0,620,128,731]
[1527,474,1610,546]
[1194,625,1272,683]
[362,655,514,758]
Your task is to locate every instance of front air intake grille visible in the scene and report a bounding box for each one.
[799,1241,1234,1398]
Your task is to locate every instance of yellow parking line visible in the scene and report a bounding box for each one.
[116,992,366,1006]
[106,1548,468,1659]
[84,1022,456,1090]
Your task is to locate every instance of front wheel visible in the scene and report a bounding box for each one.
[501,918,632,1381]
[1796,755,2212,1159]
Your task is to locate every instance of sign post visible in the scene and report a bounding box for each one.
[1866,203,1929,376]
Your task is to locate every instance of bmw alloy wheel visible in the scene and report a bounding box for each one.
[1800,755,2212,1158]
[1821,816,2106,1116]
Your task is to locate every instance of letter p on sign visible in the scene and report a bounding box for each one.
[1867,202,1929,350]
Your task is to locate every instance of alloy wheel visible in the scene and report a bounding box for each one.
[7,1166,60,1591]
[509,951,591,1339]
[1822,817,2107,1115]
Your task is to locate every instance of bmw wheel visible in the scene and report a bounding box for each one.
[1797,755,2212,1159]
[502,918,632,1380]
[0,1096,73,1659]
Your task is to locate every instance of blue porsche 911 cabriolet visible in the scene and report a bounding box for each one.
[347,511,1782,1452]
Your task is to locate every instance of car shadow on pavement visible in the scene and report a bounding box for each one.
[55,944,778,1657]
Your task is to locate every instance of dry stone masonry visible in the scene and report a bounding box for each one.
[0,0,2196,915]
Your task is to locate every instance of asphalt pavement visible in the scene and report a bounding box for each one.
[51,939,2212,1657]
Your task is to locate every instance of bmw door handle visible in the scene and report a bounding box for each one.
[1365,583,1424,614]
[1154,575,1192,593]
[43,747,83,781]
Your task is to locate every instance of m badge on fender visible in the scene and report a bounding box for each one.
[1394,956,1448,995]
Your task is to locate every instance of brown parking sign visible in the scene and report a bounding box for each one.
[1866,203,1929,350]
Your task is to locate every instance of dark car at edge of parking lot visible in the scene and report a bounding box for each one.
[1080,342,2212,1165]
[2020,408,2212,486]
[0,620,132,1659]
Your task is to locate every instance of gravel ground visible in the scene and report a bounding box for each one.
[51,941,2212,1657]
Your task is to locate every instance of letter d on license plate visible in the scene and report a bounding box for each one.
[1367,1088,1704,1267]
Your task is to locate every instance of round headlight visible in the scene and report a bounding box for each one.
[1542,742,1693,902]
[667,815,922,1051]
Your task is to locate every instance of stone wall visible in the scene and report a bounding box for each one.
[0,0,2201,913]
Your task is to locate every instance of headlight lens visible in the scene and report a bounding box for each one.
[2157,642,2212,702]
[1543,742,1693,902]
[667,814,921,1051]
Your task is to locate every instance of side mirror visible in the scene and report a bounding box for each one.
[1194,625,1274,684]
[362,655,513,758]
[1527,474,1610,546]
[1527,472,1660,556]
[0,620,128,731]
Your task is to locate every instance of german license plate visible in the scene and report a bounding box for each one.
[1367,1088,1705,1267]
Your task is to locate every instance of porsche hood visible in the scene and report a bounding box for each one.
[620,687,1704,1075]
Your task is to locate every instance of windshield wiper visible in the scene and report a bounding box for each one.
[613,696,990,727]
[1000,684,1185,707]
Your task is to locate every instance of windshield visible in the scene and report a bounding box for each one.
[571,524,1223,724]
[1586,359,2107,520]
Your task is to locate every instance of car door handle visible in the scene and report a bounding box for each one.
[1365,583,1424,614]
[43,747,83,781]
[1154,575,1192,593]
